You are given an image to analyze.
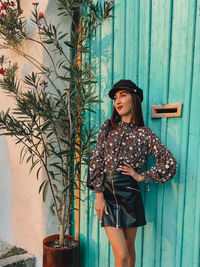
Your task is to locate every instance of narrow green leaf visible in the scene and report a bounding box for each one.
[36,166,43,180]
[26,155,33,164]
[64,41,74,48]
[43,181,49,202]
[39,180,46,194]
[58,76,73,82]
[29,159,40,174]
[53,184,59,194]
[58,33,68,40]
[43,40,54,44]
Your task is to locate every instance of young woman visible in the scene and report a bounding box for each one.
[88,79,177,267]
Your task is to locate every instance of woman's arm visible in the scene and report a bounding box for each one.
[140,128,177,184]
[95,192,108,223]
[120,163,145,182]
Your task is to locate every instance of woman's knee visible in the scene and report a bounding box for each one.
[114,249,129,263]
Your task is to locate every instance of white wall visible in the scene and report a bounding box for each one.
[0,0,71,263]
[0,136,12,243]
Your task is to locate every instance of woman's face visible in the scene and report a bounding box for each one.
[114,90,133,119]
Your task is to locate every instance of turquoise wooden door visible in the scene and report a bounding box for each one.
[78,0,200,266]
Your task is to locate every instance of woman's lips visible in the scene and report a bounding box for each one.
[117,106,123,110]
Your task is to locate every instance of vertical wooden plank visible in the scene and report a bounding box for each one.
[138,0,151,109]
[138,0,159,266]
[193,152,200,266]
[98,0,113,265]
[168,0,197,266]
[190,2,200,265]
[180,0,199,266]
[147,1,169,266]
[125,0,139,81]
[147,0,179,267]
[113,0,126,81]
[124,0,146,265]
[79,139,90,267]
[137,0,153,266]
[87,24,102,267]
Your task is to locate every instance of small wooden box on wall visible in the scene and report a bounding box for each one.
[152,103,182,118]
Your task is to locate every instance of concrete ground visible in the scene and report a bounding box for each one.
[0,240,13,258]
[0,240,35,267]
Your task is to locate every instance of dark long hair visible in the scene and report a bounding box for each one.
[110,93,145,129]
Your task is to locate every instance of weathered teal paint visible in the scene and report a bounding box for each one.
[78,0,200,266]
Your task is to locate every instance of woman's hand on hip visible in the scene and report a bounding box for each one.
[120,163,144,182]
[95,192,108,223]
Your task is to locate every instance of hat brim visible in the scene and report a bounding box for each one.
[108,87,133,99]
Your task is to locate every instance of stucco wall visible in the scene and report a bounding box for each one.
[0,136,12,243]
[0,0,71,265]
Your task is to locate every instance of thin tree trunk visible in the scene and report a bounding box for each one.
[59,195,66,247]
[59,223,65,247]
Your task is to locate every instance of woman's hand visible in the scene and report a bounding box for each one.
[95,192,108,223]
[120,163,144,182]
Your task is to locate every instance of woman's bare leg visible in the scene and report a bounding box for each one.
[104,226,129,267]
[124,227,137,267]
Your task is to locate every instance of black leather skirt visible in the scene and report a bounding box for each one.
[101,173,146,229]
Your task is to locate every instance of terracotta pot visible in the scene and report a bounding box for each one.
[43,234,79,267]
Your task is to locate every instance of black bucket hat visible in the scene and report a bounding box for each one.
[109,79,143,102]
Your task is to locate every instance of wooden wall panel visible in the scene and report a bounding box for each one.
[78,0,200,266]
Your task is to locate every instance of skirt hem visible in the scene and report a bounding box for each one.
[101,222,147,228]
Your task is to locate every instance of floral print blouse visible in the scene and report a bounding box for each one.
[89,119,177,193]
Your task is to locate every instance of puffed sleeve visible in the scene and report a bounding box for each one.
[140,127,177,184]
[88,119,110,193]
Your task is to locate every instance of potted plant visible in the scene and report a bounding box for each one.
[0,0,113,266]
